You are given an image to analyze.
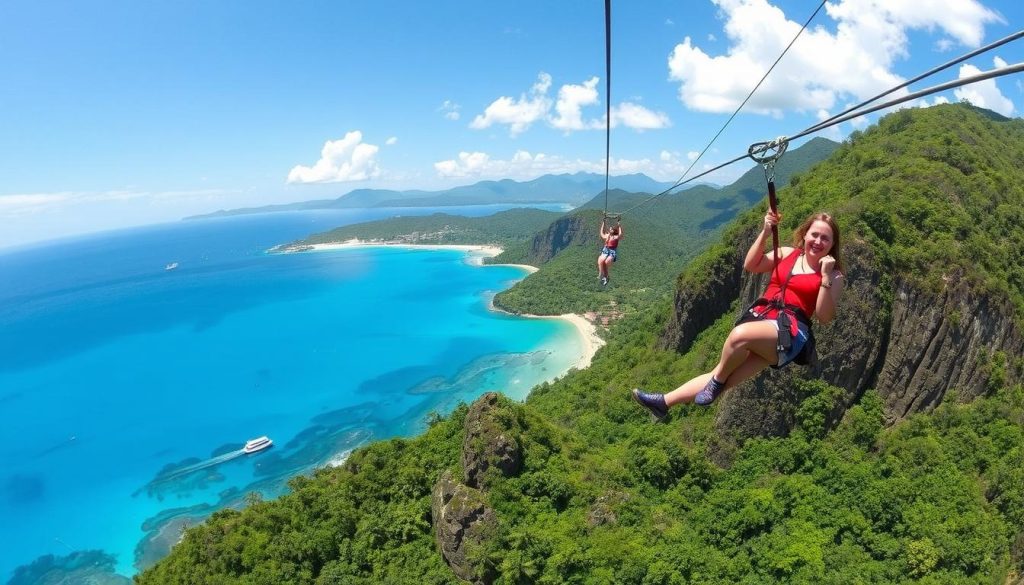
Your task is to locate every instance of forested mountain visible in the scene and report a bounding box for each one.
[139,104,1024,585]
[187,172,681,219]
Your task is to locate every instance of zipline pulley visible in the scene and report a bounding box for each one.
[748,136,789,183]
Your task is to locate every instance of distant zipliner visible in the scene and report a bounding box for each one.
[596,214,622,286]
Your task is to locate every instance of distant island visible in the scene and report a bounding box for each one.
[186,172,712,220]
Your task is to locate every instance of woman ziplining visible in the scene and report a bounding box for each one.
[631,208,845,420]
[596,215,622,286]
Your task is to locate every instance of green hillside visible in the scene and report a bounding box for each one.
[138,105,1024,585]
[281,208,564,249]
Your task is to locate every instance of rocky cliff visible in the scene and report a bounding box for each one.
[516,213,594,266]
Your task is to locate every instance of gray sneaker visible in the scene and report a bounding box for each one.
[632,388,668,422]
[694,377,725,406]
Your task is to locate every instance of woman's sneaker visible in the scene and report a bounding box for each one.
[694,377,725,406]
[632,388,668,422]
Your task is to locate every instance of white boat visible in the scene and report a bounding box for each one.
[243,436,273,454]
[165,262,179,271]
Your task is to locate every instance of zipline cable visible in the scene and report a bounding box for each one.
[602,0,614,223]
[801,29,1024,138]
[617,59,1024,217]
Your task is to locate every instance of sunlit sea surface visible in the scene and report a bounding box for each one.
[0,205,583,581]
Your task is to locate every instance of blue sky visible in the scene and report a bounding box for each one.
[1,0,1023,248]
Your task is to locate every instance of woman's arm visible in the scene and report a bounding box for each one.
[815,265,844,324]
[743,211,786,273]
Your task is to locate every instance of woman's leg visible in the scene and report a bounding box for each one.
[711,321,778,382]
[664,352,773,406]
[597,255,606,278]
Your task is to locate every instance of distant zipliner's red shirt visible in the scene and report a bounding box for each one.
[605,234,620,249]
[761,249,821,319]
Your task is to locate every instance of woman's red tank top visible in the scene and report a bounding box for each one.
[761,249,820,318]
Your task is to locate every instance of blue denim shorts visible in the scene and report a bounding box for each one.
[600,247,617,261]
[773,318,810,367]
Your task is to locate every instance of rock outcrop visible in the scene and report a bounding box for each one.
[462,392,523,489]
[433,392,526,583]
[431,471,498,585]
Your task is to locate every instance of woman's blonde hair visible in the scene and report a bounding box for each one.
[791,212,843,273]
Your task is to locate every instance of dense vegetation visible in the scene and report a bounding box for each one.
[138,104,1024,584]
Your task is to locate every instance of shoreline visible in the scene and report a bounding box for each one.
[530,311,604,371]
[487,297,605,371]
[288,238,599,369]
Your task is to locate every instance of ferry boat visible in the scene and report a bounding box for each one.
[165,262,179,271]
[243,436,273,454]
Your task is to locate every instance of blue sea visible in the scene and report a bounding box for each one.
[0,205,584,582]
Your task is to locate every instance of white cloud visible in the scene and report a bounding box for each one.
[611,102,671,130]
[473,73,671,135]
[287,131,381,184]
[550,77,601,131]
[439,100,461,121]
[385,137,398,146]
[666,18,675,26]
[434,152,494,178]
[668,0,1002,117]
[954,58,1015,116]
[0,193,72,215]
[470,73,552,136]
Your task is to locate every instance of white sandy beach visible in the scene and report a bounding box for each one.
[292,238,601,370]
[532,312,605,370]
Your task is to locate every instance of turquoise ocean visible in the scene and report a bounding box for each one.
[0,205,584,581]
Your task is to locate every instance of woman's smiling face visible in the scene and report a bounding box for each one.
[803,220,834,257]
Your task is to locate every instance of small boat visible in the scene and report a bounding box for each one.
[243,436,273,454]
[165,262,179,271]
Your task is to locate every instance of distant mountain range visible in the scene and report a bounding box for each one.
[186,172,715,220]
